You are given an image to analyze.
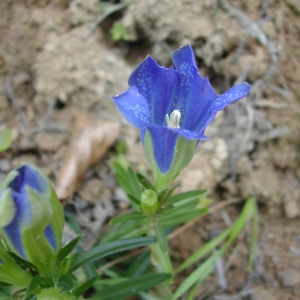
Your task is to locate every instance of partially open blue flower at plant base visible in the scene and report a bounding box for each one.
[112,45,251,192]
[0,163,64,275]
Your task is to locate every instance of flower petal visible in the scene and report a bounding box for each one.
[112,86,150,128]
[44,225,57,251]
[212,82,251,111]
[146,125,179,173]
[129,56,178,125]
[4,216,27,258]
[9,165,47,194]
[177,129,207,141]
[171,45,218,129]
[196,82,251,133]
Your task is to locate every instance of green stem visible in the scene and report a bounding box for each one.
[147,216,173,298]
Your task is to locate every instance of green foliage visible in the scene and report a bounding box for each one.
[93,273,171,300]
[110,21,132,42]
[68,237,156,273]
[111,158,143,209]
[172,198,258,300]
[57,236,81,262]
[0,128,12,152]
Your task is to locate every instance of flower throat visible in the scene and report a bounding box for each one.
[166,110,181,128]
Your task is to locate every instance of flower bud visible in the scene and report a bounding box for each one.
[140,189,158,215]
[0,163,64,275]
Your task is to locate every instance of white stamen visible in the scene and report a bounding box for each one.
[165,110,181,128]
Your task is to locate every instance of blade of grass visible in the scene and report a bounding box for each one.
[172,198,257,300]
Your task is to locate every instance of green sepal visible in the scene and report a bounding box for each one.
[144,132,197,193]
[21,185,63,275]
[0,188,16,227]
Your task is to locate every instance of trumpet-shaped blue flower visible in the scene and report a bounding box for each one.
[0,163,64,275]
[112,45,251,191]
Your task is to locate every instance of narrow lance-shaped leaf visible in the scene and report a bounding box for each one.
[109,212,147,225]
[57,235,81,261]
[93,273,171,300]
[69,237,156,273]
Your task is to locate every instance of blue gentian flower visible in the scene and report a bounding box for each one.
[0,163,64,275]
[112,45,251,192]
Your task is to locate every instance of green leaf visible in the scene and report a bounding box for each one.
[96,278,128,286]
[127,167,143,199]
[24,276,43,299]
[158,184,179,208]
[136,173,155,190]
[93,274,171,300]
[65,212,81,234]
[159,208,207,228]
[100,221,147,243]
[127,194,140,207]
[74,276,98,297]
[124,250,151,277]
[6,250,36,270]
[168,190,206,207]
[109,212,146,225]
[0,281,11,287]
[110,21,132,42]
[116,140,127,155]
[69,237,156,273]
[57,236,81,261]
[58,274,77,293]
[12,288,26,299]
[0,128,13,152]
[111,160,142,208]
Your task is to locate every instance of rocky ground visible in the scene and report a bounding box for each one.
[0,0,299,299]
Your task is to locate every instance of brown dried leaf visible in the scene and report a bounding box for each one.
[55,114,120,201]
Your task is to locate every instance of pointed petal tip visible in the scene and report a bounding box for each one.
[172,44,197,70]
[111,86,150,128]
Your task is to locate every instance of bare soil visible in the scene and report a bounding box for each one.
[0,0,299,299]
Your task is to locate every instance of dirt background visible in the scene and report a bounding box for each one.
[0,0,299,299]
